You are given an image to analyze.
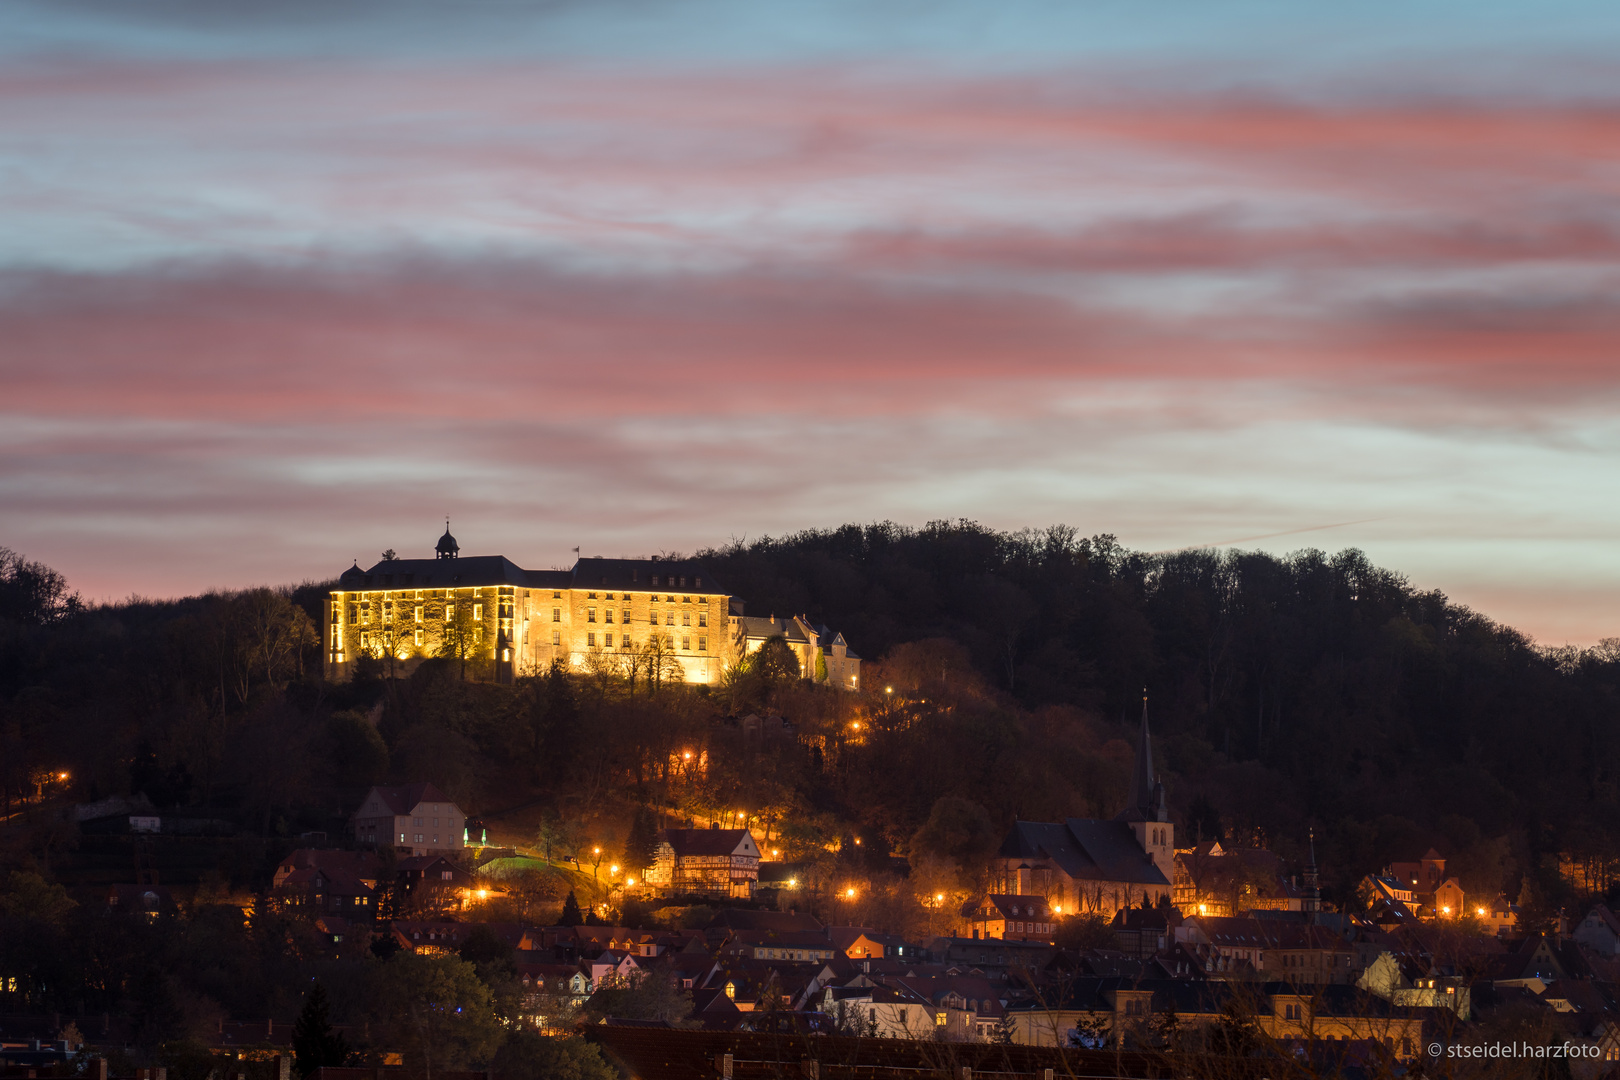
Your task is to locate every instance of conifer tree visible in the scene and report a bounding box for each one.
[621,807,660,878]
[560,890,583,926]
[292,981,350,1077]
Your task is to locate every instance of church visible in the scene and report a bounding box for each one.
[323,526,861,689]
[989,709,1174,918]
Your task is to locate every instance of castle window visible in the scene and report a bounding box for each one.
[694,577,701,588]
[699,612,707,627]
[414,628,423,645]
[552,591,561,599]
[651,594,659,602]
[699,636,707,651]
[682,612,690,626]
[587,608,596,623]
[348,605,358,624]
[666,612,675,625]
[415,606,423,622]
[604,633,614,647]
[587,633,596,647]
[679,576,686,587]
[552,630,561,646]
[588,592,597,600]
[604,609,613,624]
[683,595,691,604]
[682,636,691,650]
[622,609,630,623]
[666,595,674,602]
[552,608,561,622]
[446,603,454,620]
[473,604,482,620]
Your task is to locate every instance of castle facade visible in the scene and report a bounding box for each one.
[323,527,860,688]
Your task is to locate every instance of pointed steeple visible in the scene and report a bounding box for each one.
[1303,827,1321,914]
[1127,689,1155,813]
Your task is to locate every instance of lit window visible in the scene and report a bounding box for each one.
[651,594,659,603]
[552,630,561,645]
[414,628,423,646]
[415,606,423,622]
[553,608,561,622]
[474,604,482,621]
[587,608,596,623]
[399,832,405,843]
[446,603,455,620]
[362,605,371,624]
[935,1013,947,1026]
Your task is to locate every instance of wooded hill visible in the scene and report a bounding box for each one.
[3,523,1618,920]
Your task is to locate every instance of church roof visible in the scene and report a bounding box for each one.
[998,819,1169,887]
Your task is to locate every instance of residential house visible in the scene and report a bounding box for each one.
[1575,904,1620,957]
[351,783,467,857]
[1173,841,1306,917]
[731,614,862,691]
[962,895,1056,942]
[1007,978,1428,1060]
[645,827,760,899]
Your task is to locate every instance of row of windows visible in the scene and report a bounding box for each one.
[582,632,708,651]
[582,608,708,626]
[349,603,482,625]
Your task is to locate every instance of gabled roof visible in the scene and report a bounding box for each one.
[997,819,1168,886]
[341,555,539,591]
[361,783,458,816]
[661,828,758,857]
[736,616,812,644]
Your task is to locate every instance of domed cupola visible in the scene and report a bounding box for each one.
[339,560,365,587]
[436,520,459,560]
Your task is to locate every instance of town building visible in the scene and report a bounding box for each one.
[989,707,1173,918]
[961,895,1056,942]
[350,782,466,857]
[643,827,761,899]
[323,527,860,689]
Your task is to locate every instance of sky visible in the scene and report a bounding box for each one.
[4,1,1620,644]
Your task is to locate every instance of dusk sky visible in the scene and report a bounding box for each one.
[4,1,1620,643]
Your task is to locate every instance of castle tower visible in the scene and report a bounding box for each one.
[1117,693,1174,881]
[436,520,459,560]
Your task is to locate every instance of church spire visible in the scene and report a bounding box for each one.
[1303,826,1321,914]
[1121,689,1168,823]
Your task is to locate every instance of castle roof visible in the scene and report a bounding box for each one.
[335,555,718,594]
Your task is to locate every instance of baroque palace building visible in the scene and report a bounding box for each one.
[324,526,861,688]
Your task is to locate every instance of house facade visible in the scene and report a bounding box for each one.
[350,782,466,857]
[644,827,761,899]
[324,528,859,689]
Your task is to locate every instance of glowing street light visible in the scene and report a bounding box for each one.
[845,887,856,899]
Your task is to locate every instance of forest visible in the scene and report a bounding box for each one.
[4,521,1620,934]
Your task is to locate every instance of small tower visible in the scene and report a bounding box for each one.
[436,520,459,560]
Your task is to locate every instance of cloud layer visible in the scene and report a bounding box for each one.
[4,50,1620,641]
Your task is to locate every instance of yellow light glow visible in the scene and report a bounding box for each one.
[626,878,635,886]
[594,847,601,855]
[853,838,861,845]
[850,721,860,731]
[885,686,892,694]
[788,878,798,887]
[737,811,746,819]
[772,848,780,858]
[58,772,69,780]
[845,887,856,899]
[477,889,488,899]
[610,864,619,874]
[1198,904,1207,914]
[935,893,944,903]
[683,751,692,760]
[1441,906,1450,915]
[1053,904,1062,914]
[1477,907,1487,916]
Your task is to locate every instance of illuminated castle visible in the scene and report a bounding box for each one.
[323,525,860,689]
